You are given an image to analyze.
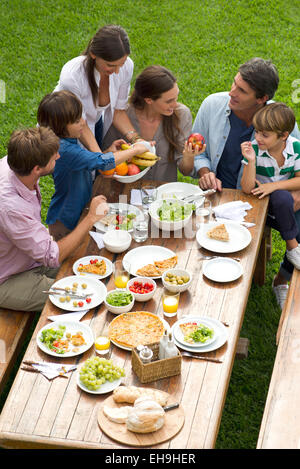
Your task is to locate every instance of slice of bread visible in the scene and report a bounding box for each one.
[206,224,229,242]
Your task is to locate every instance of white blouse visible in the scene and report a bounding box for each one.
[54,55,134,137]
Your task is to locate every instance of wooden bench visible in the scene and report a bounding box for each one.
[257,269,300,449]
[0,309,36,396]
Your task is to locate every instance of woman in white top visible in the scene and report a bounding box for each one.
[54,24,140,152]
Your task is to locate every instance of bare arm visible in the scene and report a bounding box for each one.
[113,109,140,143]
[240,142,257,194]
[252,173,300,199]
[79,121,102,152]
[179,142,207,175]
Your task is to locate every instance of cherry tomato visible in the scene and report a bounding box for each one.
[86,298,92,303]
[78,301,84,307]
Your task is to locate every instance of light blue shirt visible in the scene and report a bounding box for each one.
[191,92,300,189]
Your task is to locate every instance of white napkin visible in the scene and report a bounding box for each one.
[31,362,77,380]
[130,189,142,206]
[89,230,105,249]
[47,310,89,322]
[213,201,255,227]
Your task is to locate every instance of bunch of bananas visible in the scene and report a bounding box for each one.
[121,143,160,168]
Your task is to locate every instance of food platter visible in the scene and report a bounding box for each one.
[196,221,252,253]
[108,311,170,351]
[173,317,217,348]
[48,275,107,312]
[202,257,243,283]
[73,255,113,280]
[122,245,177,279]
[156,182,204,200]
[94,203,143,233]
[37,320,94,358]
[171,316,228,353]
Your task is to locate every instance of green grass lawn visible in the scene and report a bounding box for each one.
[0,0,299,449]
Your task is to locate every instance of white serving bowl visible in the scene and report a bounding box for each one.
[102,230,132,253]
[104,289,135,314]
[162,268,192,293]
[113,166,150,183]
[149,198,193,231]
[126,277,157,302]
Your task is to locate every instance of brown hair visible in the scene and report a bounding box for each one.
[239,57,279,100]
[7,127,60,176]
[130,65,181,161]
[253,102,296,136]
[83,25,130,106]
[37,90,82,138]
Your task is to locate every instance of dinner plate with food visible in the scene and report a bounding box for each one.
[171,316,228,353]
[94,203,143,233]
[122,245,177,279]
[108,311,170,351]
[37,320,94,358]
[48,275,107,312]
[73,255,113,280]
[196,221,251,253]
[76,355,125,394]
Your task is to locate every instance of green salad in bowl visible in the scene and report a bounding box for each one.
[157,200,195,221]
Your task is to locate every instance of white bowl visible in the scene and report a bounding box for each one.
[113,166,150,183]
[103,230,132,253]
[149,198,193,231]
[162,268,192,293]
[126,277,157,302]
[104,289,135,314]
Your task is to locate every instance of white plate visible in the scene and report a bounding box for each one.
[203,257,243,283]
[77,373,122,394]
[94,203,143,233]
[196,221,251,253]
[109,316,170,351]
[49,275,107,312]
[156,182,203,200]
[122,245,177,279]
[113,166,151,183]
[171,316,228,353]
[73,256,113,280]
[37,320,94,358]
[173,317,217,348]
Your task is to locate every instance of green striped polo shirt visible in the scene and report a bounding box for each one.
[242,135,300,183]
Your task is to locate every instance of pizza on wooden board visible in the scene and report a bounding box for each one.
[108,311,164,348]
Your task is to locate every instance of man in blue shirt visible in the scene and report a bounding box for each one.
[191,57,300,309]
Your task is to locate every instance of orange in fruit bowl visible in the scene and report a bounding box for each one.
[100,168,115,176]
[115,162,128,176]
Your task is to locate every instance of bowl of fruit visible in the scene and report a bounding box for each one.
[104,289,135,314]
[162,268,192,293]
[108,143,158,183]
[126,277,157,301]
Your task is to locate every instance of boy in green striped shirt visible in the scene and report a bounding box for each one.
[241,102,300,269]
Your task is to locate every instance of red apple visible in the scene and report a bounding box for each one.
[187,133,205,150]
[127,163,141,176]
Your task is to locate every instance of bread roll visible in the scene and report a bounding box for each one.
[112,385,168,407]
[126,396,165,433]
[103,405,132,424]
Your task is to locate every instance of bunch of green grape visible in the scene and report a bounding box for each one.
[79,356,125,391]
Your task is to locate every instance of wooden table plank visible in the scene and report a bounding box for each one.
[0,179,268,449]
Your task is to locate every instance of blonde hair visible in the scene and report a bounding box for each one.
[253,102,295,136]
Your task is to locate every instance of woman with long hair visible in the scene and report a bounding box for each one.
[54,24,140,152]
[103,65,204,181]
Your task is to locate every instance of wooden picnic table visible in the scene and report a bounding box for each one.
[0,178,268,449]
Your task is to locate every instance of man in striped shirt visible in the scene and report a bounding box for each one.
[241,103,300,270]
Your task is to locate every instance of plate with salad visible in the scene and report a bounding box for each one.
[94,203,143,233]
[37,321,94,357]
[172,316,228,352]
[149,198,195,231]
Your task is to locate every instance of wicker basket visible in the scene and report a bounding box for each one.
[131,342,182,383]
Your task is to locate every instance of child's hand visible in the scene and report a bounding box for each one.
[251,180,275,198]
[106,139,127,152]
[241,142,256,161]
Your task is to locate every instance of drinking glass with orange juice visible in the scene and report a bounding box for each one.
[114,260,130,289]
[162,290,180,317]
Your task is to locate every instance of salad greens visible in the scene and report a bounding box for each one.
[157,200,195,222]
[184,324,214,344]
[106,291,133,307]
[40,325,66,354]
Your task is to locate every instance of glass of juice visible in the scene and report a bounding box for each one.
[114,260,130,289]
[162,290,180,318]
